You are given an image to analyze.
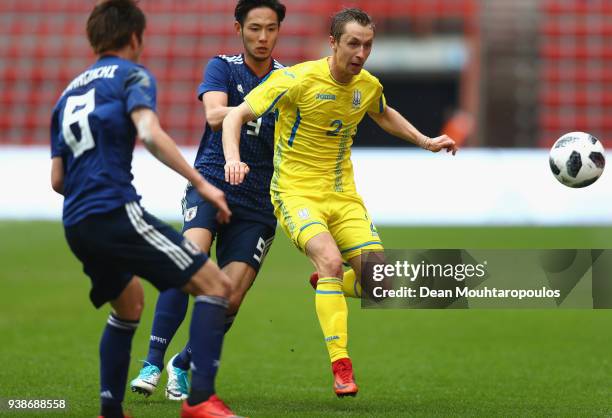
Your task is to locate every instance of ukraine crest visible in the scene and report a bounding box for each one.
[352,89,362,109]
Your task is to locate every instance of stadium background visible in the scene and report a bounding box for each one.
[1,0,610,148]
[1,1,612,417]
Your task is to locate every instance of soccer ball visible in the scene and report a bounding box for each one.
[549,131,605,188]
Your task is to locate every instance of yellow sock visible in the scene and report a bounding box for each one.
[342,269,362,298]
[315,277,349,362]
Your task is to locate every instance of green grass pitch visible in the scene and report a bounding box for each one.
[1,221,612,417]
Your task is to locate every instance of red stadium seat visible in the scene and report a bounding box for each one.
[543,0,612,16]
[541,113,612,131]
[541,21,612,37]
[542,67,612,84]
[538,0,611,147]
[1,0,478,145]
[541,91,612,107]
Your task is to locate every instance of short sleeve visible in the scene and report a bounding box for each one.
[197,58,230,100]
[124,67,157,114]
[244,68,299,118]
[368,86,386,114]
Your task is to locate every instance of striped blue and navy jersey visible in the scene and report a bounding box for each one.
[195,54,282,225]
[50,55,156,226]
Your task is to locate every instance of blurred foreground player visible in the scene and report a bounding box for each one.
[222,8,457,397]
[50,1,244,417]
[131,0,286,402]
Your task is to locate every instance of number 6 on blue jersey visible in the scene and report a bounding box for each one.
[62,88,96,158]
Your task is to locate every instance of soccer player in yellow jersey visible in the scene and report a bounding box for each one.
[222,8,458,397]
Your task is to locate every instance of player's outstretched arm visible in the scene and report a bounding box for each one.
[202,91,233,131]
[222,102,256,185]
[369,105,458,155]
[131,107,231,223]
[51,157,64,195]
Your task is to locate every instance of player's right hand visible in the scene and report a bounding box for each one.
[224,160,250,185]
[194,180,232,224]
[426,134,459,155]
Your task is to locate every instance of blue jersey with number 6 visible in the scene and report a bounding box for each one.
[194,54,282,219]
[50,55,157,226]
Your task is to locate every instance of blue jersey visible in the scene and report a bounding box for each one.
[195,54,282,223]
[51,55,157,226]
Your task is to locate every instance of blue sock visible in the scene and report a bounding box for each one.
[146,288,189,370]
[173,344,192,370]
[100,313,139,417]
[187,296,228,406]
[173,314,237,371]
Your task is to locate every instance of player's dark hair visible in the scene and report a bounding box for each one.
[330,8,375,42]
[234,0,286,26]
[87,0,146,55]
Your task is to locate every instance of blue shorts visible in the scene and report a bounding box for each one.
[182,187,275,272]
[65,202,207,308]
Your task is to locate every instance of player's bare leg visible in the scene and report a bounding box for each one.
[111,277,145,321]
[223,261,257,315]
[185,227,257,314]
[184,228,214,254]
[305,232,358,397]
[181,259,232,298]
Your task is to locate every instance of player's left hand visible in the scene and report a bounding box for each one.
[224,160,250,185]
[425,135,458,155]
[194,179,232,224]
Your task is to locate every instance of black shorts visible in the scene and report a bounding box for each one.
[65,202,207,308]
[182,187,275,272]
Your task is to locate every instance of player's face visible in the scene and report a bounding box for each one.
[332,22,374,76]
[237,7,280,62]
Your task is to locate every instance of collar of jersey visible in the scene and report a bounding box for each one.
[243,53,276,80]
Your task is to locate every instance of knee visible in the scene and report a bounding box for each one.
[131,286,145,318]
[217,274,233,297]
[190,269,233,299]
[114,297,144,322]
[228,289,246,313]
[318,254,344,278]
[135,296,145,315]
[111,279,145,321]
[129,299,144,320]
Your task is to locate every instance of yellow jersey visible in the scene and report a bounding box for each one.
[244,57,386,195]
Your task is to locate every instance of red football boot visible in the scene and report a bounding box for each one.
[180,395,244,418]
[332,358,358,397]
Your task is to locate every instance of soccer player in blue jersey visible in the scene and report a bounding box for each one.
[130,0,286,402]
[50,1,244,417]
